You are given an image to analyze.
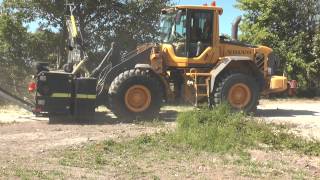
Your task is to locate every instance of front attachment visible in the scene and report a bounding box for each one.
[35,72,97,123]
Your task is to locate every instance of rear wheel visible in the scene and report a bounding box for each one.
[212,73,259,112]
[108,69,162,120]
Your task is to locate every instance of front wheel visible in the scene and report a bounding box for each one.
[108,69,163,120]
[212,73,259,113]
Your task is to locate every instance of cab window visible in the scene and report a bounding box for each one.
[188,10,213,57]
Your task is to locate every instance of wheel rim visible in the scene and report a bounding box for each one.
[227,83,251,109]
[125,85,151,113]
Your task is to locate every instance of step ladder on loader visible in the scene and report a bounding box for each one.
[186,69,211,107]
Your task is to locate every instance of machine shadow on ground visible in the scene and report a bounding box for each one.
[47,109,179,125]
[93,109,178,125]
[256,109,318,118]
[45,106,319,125]
[87,108,319,125]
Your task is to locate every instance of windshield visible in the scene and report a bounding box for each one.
[159,9,187,43]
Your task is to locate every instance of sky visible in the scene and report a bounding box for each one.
[0,0,243,35]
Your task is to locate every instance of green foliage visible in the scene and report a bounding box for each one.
[0,14,60,98]
[0,14,31,97]
[236,0,320,94]
[28,30,63,65]
[0,0,170,98]
[3,0,170,54]
[0,15,28,66]
[171,105,320,156]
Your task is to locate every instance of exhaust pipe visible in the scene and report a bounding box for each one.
[231,16,242,41]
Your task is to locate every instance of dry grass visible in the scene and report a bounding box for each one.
[0,105,29,114]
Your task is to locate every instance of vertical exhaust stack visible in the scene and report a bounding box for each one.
[231,16,242,41]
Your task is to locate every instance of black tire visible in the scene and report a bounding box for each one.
[108,69,163,120]
[212,72,259,113]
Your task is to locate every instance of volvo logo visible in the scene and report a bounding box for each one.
[227,50,252,55]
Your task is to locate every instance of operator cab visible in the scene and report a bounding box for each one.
[159,6,222,68]
[189,10,213,57]
[160,6,222,58]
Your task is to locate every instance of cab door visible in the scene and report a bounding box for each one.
[187,10,217,67]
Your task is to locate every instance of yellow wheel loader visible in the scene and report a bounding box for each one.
[106,3,287,118]
[0,2,288,122]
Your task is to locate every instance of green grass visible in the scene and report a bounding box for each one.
[58,144,108,169]
[59,132,178,169]
[13,168,64,180]
[57,131,314,179]
[170,104,320,156]
[134,118,166,127]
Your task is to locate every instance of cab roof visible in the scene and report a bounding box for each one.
[175,5,223,15]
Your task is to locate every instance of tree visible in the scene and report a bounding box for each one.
[3,0,170,61]
[236,0,320,95]
[0,0,170,100]
[0,14,31,95]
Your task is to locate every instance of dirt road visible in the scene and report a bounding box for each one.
[0,109,175,158]
[257,99,320,139]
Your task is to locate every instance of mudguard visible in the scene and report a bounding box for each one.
[210,56,265,92]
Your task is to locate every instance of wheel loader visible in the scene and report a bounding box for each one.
[4,2,288,122]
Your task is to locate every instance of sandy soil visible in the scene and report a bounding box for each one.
[257,99,320,140]
[0,108,176,157]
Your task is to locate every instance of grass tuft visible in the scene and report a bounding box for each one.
[170,104,320,156]
[13,168,63,180]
